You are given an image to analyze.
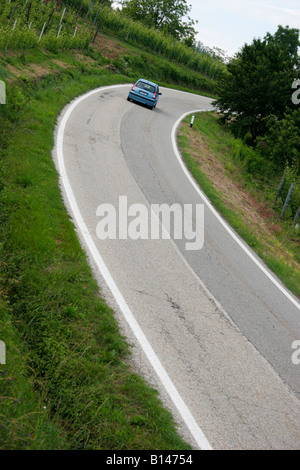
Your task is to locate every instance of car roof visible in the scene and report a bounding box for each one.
[136,78,158,87]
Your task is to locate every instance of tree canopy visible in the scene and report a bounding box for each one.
[119,0,197,41]
[214,25,300,141]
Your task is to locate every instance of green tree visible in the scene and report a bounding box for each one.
[265,108,300,168]
[214,26,300,141]
[120,0,197,41]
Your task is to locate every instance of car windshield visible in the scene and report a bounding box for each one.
[136,81,155,93]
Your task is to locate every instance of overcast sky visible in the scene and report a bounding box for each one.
[187,0,300,57]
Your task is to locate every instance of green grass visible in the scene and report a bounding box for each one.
[0,62,192,450]
[0,36,217,98]
[178,112,300,298]
[0,299,68,449]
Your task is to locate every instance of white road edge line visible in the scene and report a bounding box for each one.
[55,84,213,451]
[171,110,300,312]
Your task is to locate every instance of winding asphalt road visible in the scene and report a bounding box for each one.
[53,84,300,450]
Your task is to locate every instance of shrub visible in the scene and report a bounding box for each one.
[281,159,300,217]
[265,109,300,169]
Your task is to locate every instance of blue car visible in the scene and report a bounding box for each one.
[127,78,162,109]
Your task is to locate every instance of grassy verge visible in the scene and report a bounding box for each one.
[178,112,300,298]
[1,33,217,98]
[0,59,191,450]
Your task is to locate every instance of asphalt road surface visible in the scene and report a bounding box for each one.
[53,84,300,450]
